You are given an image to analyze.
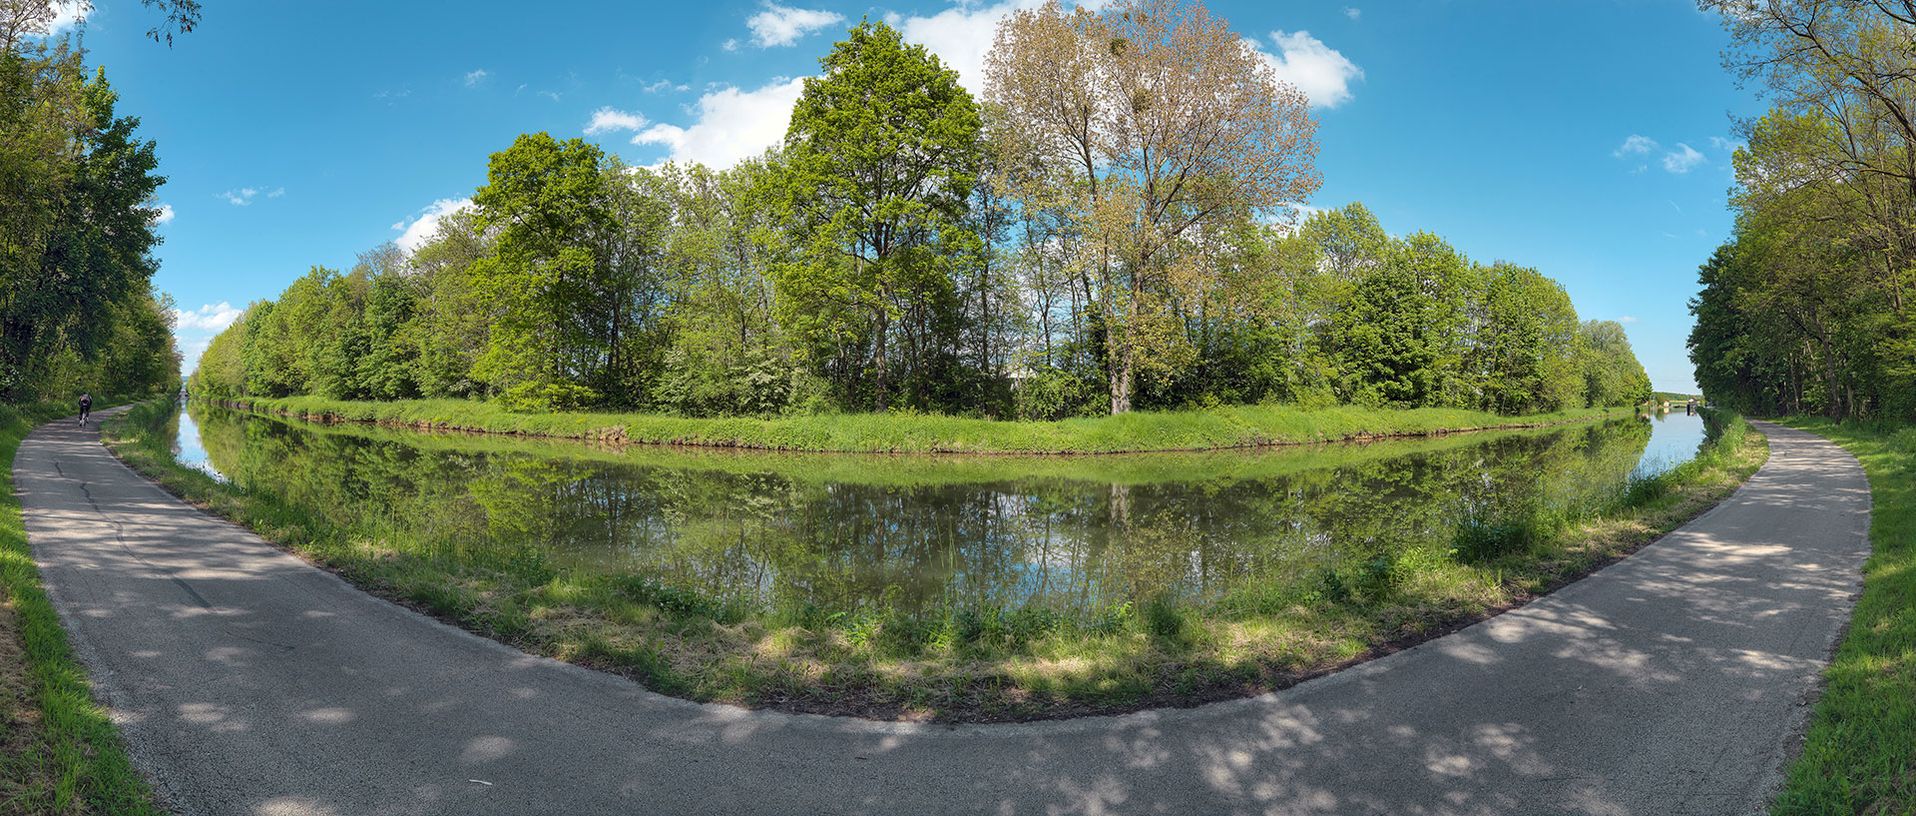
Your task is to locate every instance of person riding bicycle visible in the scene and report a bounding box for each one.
[78,392,92,426]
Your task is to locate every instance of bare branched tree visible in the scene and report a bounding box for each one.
[985,0,1320,413]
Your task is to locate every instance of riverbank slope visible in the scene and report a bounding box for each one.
[107,401,1765,721]
[207,395,1633,454]
[28,412,1864,814]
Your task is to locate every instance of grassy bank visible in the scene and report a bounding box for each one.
[0,405,159,815]
[1772,419,1916,815]
[220,403,1644,488]
[108,401,1767,721]
[211,394,1632,454]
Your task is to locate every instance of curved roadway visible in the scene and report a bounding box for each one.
[16,415,1870,816]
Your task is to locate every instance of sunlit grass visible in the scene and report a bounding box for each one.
[218,394,1629,454]
[1771,418,1916,815]
[0,404,161,815]
[105,402,1765,721]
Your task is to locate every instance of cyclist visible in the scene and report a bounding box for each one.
[78,392,92,427]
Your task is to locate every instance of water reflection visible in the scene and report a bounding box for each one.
[167,405,1704,621]
[1636,410,1708,477]
[169,406,227,482]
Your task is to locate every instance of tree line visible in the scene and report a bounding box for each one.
[1690,0,1916,420]
[192,1,1650,418]
[0,2,182,405]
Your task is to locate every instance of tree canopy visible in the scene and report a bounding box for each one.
[191,9,1649,419]
[1,30,179,403]
[1690,2,1916,419]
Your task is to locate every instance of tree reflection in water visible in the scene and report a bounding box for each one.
[178,406,1676,626]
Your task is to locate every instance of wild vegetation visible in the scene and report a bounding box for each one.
[1684,5,1916,811]
[189,3,1651,422]
[110,402,1761,720]
[0,29,180,403]
[0,3,188,813]
[1690,1,1916,421]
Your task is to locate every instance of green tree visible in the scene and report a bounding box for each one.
[1473,263,1583,414]
[777,20,983,411]
[470,133,615,410]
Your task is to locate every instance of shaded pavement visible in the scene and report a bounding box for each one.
[15,414,1870,815]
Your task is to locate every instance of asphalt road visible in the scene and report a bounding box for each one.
[16,413,1871,816]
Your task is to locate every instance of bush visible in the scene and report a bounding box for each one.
[1012,367,1101,421]
[1453,502,1563,563]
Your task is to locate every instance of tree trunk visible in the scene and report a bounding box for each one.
[874,307,890,412]
[1108,333,1133,414]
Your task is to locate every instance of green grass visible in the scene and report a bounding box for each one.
[215,394,1632,454]
[0,404,160,816]
[229,402,1640,488]
[1772,418,1916,815]
[107,400,1769,722]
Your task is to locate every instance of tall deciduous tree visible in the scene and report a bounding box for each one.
[779,20,983,411]
[985,0,1321,412]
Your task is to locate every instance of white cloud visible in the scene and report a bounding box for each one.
[585,107,648,135]
[173,301,244,333]
[746,3,844,47]
[149,203,175,225]
[1708,135,1745,153]
[1252,30,1364,109]
[391,198,473,254]
[895,0,1041,95]
[642,79,688,94]
[1662,142,1706,174]
[45,1,86,35]
[464,69,489,87]
[220,186,284,205]
[1614,134,1658,157]
[1618,315,1639,324]
[1344,7,1361,20]
[635,76,808,169]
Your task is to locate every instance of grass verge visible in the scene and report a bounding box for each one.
[1771,418,1916,815]
[0,404,160,815]
[213,394,1633,454]
[106,403,1766,722]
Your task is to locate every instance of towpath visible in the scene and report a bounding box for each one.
[15,415,1870,815]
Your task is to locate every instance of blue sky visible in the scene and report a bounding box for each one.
[57,0,1761,390]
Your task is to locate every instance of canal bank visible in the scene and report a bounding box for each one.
[103,400,1758,721]
[16,414,1863,815]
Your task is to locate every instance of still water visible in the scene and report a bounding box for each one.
[162,404,1710,620]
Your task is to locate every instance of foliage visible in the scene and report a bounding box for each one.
[1692,3,1916,420]
[0,42,177,403]
[984,0,1322,413]
[778,20,983,411]
[190,7,1649,421]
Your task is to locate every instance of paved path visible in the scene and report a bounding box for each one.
[16,415,1870,816]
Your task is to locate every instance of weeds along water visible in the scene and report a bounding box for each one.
[105,400,1763,720]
